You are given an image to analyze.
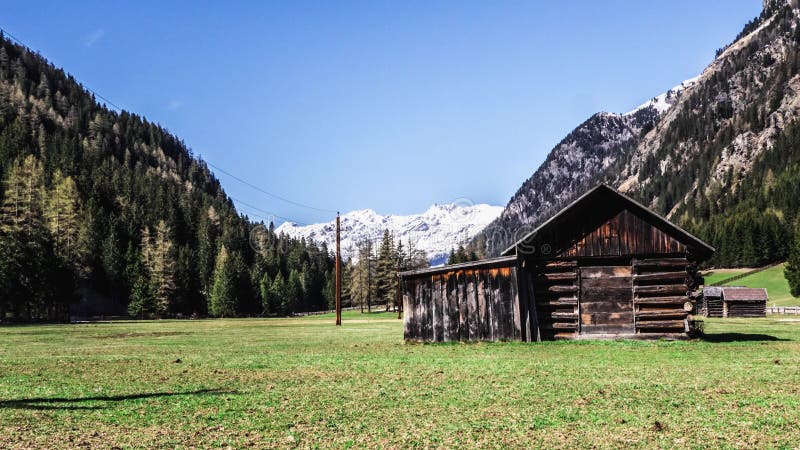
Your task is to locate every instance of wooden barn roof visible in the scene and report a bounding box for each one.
[501,184,715,258]
[398,255,517,278]
[721,287,769,302]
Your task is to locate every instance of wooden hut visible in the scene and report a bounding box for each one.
[701,287,767,318]
[400,184,714,341]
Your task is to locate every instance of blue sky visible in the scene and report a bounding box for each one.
[3,1,760,225]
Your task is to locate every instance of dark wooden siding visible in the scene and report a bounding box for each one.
[580,266,634,334]
[725,300,766,318]
[402,263,522,342]
[558,210,687,258]
[705,297,724,317]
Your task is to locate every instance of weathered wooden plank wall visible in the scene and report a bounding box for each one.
[402,263,521,342]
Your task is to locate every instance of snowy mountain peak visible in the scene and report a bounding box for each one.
[276,202,503,265]
[624,76,700,116]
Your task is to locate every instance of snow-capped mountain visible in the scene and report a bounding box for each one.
[276,203,503,265]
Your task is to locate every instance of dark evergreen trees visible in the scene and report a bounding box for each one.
[786,225,800,297]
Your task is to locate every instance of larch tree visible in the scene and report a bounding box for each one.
[149,220,177,316]
[376,229,398,310]
[1,155,46,237]
[45,171,84,271]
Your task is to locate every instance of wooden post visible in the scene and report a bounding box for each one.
[367,240,372,313]
[335,212,342,326]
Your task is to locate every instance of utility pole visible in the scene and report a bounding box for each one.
[367,240,372,313]
[335,212,341,326]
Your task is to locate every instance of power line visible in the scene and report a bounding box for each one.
[204,159,337,214]
[229,196,306,225]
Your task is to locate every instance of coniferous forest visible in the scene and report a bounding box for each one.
[0,34,336,321]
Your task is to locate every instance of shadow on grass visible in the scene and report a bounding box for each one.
[701,333,790,342]
[0,388,234,411]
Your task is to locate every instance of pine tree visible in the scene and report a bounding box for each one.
[259,272,271,315]
[269,272,288,315]
[323,271,335,310]
[209,245,237,317]
[447,248,456,265]
[127,252,154,318]
[786,226,800,297]
[340,257,353,307]
[287,269,304,313]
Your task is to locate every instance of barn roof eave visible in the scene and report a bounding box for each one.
[398,255,517,278]
[500,184,716,258]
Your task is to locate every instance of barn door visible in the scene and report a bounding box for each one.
[579,266,633,334]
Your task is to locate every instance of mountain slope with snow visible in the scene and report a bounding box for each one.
[473,77,696,255]
[276,203,503,265]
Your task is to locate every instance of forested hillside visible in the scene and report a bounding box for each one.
[619,0,800,268]
[0,34,335,321]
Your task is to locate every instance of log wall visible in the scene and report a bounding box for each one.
[524,256,692,339]
[725,300,766,318]
[632,257,690,335]
[529,260,579,340]
[705,297,724,317]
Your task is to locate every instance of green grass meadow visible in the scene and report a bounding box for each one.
[703,264,799,306]
[2,312,800,448]
[702,268,750,286]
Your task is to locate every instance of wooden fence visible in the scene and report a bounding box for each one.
[710,262,782,286]
[766,306,800,315]
[293,306,392,317]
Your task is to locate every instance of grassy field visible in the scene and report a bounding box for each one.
[702,268,750,286]
[2,312,800,449]
[703,264,799,306]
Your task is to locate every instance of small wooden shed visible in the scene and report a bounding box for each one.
[400,184,714,341]
[701,287,767,318]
